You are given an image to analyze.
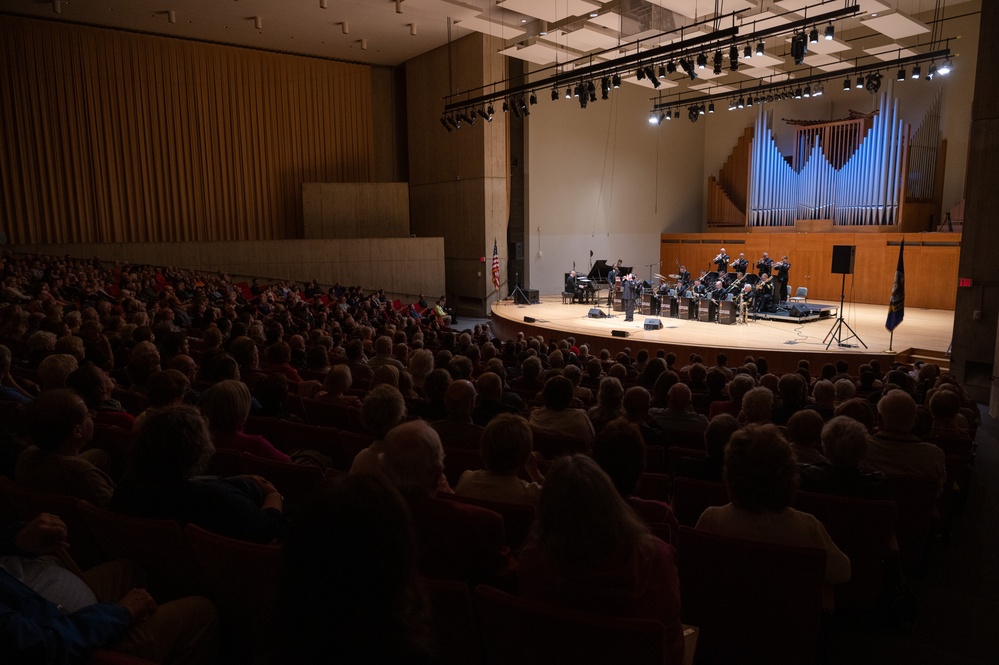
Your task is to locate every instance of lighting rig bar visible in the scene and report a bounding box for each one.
[442,3,860,114]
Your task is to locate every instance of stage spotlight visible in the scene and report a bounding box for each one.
[649,112,660,125]
[587,81,597,101]
[688,105,699,123]
[737,96,745,109]
[866,73,882,93]
[728,100,737,111]
[743,44,752,60]
[448,115,459,129]
[565,86,572,99]
[911,65,921,79]
[502,100,509,112]
[708,102,715,114]
[636,67,646,81]
[601,77,610,99]
[657,65,666,79]
[803,85,811,98]
[757,42,765,57]
[440,116,451,131]
[673,110,679,120]
[666,60,677,74]
[791,34,807,65]
[713,50,723,75]
[529,92,537,105]
[843,77,851,91]
[813,85,823,97]
[824,23,834,40]
[897,68,906,82]
[665,110,672,121]
[729,45,739,71]
[926,65,937,81]
[794,88,802,99]
[766,93,774,103]
[643,66,656,81]
[697,53,707,69]
[578,90,588,109]
[477,107,491,122]
[746,96,753,107]
[809,27,819,44]
[612,73,621,88]
[679,58,697,80]
[699,104,705,115]
[465,111,476,126]
[856,76,865,89]
[938,57,952,75]
[551,88,559,101]
[519,97,530,116]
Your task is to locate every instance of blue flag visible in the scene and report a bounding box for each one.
[886,239,905,332]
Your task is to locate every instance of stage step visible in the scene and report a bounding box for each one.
[898,347,951,373]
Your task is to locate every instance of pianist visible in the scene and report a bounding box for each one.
[566,271,585,303]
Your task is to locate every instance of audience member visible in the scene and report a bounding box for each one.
[200,380,291,463]
[785,409,829,465]
[798,416,891,499]
[431,379,485,450]
[862,390,946,496]
[528,376,595,446]
[649,383,708,434]
[454,413,543,507]
[349,385,408,476]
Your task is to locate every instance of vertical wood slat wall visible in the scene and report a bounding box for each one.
[0,15,375,244]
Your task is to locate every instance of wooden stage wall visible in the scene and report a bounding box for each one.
[10,239,445,299]
[660,232,960,310]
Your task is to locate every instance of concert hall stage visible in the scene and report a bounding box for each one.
[490,295,955,375]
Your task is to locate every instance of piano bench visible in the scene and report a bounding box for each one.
[562,292,574,304]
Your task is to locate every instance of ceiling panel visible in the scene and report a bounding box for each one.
[817,61,857,73]
[563,25,622,51]
[497,0,602,23]
[455,16,526,40]
[646,0,755,19]
[865,44,919,61]
[500,42,561,65]
[862,13,930,40]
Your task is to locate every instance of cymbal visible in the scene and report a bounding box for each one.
[668,273,681,279]
[653,273,666,281]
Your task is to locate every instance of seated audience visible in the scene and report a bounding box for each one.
[66,364,134,429]
[707,373,754,420]
[277,474,432,664]
[649,382,708,434]
[307,364,362,407]
[739,386,774,425]
[134,369,190,429]
[0,344,33,404]
[674,414,740,483]
[862,389,946,496]
[200,379,291,463]
[518,454,684,665]
[349,385,408,476]
[696,424,851,587]
[586,377,625,434]
[431,379,485,450]
[0,512,218,664]
[528,376,595,446]
[785,409,829,465]
[16,389,115,506]
[381,420,513,585]
[113,406,284,543]
[455,413,543,507]
[798,416,891,499]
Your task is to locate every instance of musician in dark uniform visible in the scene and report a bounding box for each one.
[565,270,584,303]
[692,279,707,298]
[621,273,637,322]
[714,248,730,275]
[606,260,621,306]
[773,255,791,305]
[756,252,773,277]
[730,252,749,276]
[754,273,774,313]
[677,265,691,292]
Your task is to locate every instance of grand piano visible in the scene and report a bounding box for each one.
[581,259,632,305]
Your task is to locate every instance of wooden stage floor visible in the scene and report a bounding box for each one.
[491,295,955,373]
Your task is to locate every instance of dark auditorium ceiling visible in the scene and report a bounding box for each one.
[0,2,978,88]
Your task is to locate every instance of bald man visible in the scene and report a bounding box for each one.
[432,379,486,450]
[862,389,946,496]
[648,382,708,434]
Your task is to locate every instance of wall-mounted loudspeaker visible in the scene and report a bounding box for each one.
[587,308,606,319]
[611,330,630,338]
[831,245,856,275]
[644,318,663,330]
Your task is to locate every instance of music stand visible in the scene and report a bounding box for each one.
[823,273,867,349]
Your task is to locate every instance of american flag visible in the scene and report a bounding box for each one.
[491,239,500,291]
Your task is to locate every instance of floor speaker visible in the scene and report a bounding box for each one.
[644,318,663,330]
[611,330,630,338]
[587,308,606,319]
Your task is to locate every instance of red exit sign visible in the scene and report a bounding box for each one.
[959,277,972,287]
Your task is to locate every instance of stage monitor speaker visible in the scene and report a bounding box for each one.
[514,289,539,305]
[611,330,630,338]
[587,308,606,319]
[831,245,856,275]
[644,318,663,330]
[788,304,808,318]
[524,316,536,323]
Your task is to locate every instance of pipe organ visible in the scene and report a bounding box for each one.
[748,94,909,227]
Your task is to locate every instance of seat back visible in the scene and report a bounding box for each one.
[239,452,326,505]
[442,447,485,488]
[204,448,243,478]
[183,523,282,659]
[259,419,345,466]
[425,579,481,665]
[635,472,671,502]
[530,428,589,459]
[441,493,536,551]
[338,430,375,467]
[677,526,826,665]
[884,473,939,571]
[474,585,668,665]
[793,491,896,610]
[796,286,807,298]
[78,500,197,600]
[670,476,728,527]
[301,396,352,428]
